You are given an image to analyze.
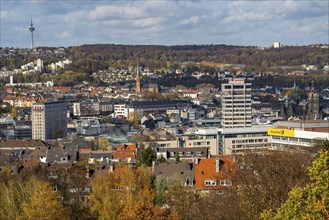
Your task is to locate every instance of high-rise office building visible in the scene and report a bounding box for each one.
[32,101,67,140]
[221,79,252,128]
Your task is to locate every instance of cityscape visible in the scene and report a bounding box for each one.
[0,1,328,220]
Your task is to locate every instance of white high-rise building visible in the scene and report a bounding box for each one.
[221,79,252,128]
[273,42,281,48]
[32,101,67,140]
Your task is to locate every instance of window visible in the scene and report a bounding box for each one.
[220,179,232,186]
[204,180,216,186]
[186,152,192,156]
[52,185,58,192]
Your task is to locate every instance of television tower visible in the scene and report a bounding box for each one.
[28,17,35,49]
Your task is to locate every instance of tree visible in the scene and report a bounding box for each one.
[0,174,34,219]
[120,204,180,220]
[17,179,68,220]
[90,167,155,220]
[233,151,312,219]
[137,147,156,167]
[128,112,140,126]
[156,155,166,163]
[155,177,180,206]
[175,152,180,162]
[261,149,329,219]
[97,137,110,151]
[10,106,18,119]
[164,183,199,220]
[54,129,63,139]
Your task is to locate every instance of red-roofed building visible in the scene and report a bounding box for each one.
[194,157,235,192]
[113,144,137,163]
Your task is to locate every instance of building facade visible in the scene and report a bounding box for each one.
[73,101,100,117]
[221,79,252,128]
[218,127,271,155]
[32,101,67,140]
[268,128,329,151]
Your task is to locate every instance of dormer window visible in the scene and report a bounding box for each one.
[186,152,192,156]
[220,179,232,186]
[204,180,216,186]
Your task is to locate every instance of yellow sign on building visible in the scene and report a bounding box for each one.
[267,128,295,137]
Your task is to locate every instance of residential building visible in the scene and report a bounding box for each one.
[73,100,100,117]
[221,79,252,128]
[113,144,137,163]
[114,104,128,118]
[32,101,67,140]
[154,162,194,186]
[128,100,191,118]
[75,119,101,136]
[194,157,234,192]
[157,147,208,161]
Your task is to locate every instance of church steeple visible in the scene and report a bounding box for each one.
[136,61,141,93]
[307,79,319,120]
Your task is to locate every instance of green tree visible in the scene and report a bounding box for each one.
[97,137,110,151]
[261,149,329,219]
[128,112,140,126]
[175,152,180,162]
[54,129,63,139]
[155,177,180,206]
[164,183,199,220]
[137,147,156,167]
[10,106,18,119]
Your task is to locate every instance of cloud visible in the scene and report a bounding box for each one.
[0,0,328,48]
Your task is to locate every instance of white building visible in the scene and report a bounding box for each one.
[268,128,329,151]
[114,104,128,118]
[218,126,272,155]
[273,42,281,48]
[221,78,252,128]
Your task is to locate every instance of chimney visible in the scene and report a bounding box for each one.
[152,160,155,172]
[109,164,114,173]
[195,158,199,165]
[215,159,220,173]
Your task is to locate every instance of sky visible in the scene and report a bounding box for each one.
[0,0,328,48]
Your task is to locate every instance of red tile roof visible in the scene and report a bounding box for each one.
[113,144,136,160]
[194,157,235,190]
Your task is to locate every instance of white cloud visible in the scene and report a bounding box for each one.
[0,0,328,47]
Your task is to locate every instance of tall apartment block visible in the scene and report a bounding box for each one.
[221,79,252,128]
[32,101,67,140]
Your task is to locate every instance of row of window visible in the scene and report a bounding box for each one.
[233,139,268,144]
[169,151,203,157]
[224,133,267,138]
[192,141,210,146]
[204,179,232,186]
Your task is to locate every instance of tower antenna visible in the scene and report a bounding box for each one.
[28,16,35,49]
